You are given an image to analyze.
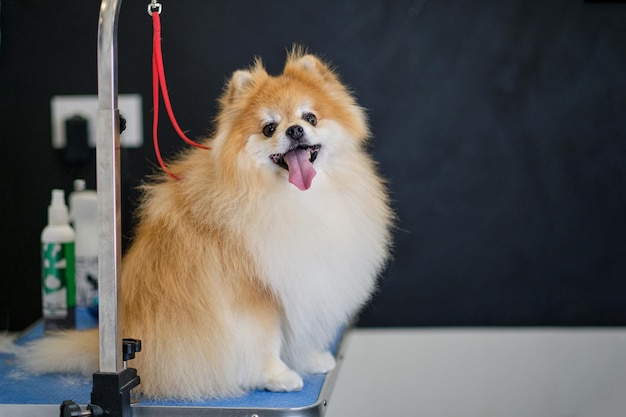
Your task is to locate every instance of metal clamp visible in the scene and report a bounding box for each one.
[147,0,162,15]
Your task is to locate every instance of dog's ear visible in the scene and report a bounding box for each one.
[222,59,266,105]
[230,70,255,93]
[287,54,322,73]
[284,47,339,84]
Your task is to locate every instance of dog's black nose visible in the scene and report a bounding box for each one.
[286,125,304,140]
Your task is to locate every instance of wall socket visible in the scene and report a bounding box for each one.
[51,94,143,149]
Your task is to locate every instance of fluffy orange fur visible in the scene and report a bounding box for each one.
[20,47,393,399]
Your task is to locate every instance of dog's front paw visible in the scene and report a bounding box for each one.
[265,367,304,392]
[304,351,336,374]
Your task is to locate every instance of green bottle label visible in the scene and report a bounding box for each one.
[42,242,76,319]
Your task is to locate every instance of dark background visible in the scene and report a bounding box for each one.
[1,0,625,330]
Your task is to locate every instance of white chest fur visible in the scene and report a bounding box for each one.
[244,169,390,367]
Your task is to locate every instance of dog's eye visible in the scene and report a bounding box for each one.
[303,113,317,127]
[263,123,277,138]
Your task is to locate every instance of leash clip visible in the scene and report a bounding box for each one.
[147,1,162,16]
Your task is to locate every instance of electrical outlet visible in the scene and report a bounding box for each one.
[51,94,143,149]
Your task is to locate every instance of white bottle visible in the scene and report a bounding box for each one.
[69,179,99,311]
[41,189,76,332]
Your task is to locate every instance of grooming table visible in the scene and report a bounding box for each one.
[0,309,346,417]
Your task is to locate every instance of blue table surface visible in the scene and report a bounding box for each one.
[1,309,334,410]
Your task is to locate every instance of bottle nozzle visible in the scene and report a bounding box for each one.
[51,189,65,206]
[49,189,69,225]
[73,179,86,192]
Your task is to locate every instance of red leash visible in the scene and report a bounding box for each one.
[150,2,209,180]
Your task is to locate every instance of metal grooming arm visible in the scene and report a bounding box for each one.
[89,0,141,416]
[96,0,124,377]
[59,2,141,416]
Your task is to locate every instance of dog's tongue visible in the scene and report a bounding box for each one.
[284,148,316,191]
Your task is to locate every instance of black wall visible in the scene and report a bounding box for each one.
[1,0,625,330]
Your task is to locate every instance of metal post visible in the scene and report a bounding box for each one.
[54,5,140,416]
[96,0,123,374]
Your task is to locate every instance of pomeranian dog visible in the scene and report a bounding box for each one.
[21,48,393,399]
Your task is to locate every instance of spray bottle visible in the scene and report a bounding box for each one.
[69,179,99,315]
[41,189,76,332]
